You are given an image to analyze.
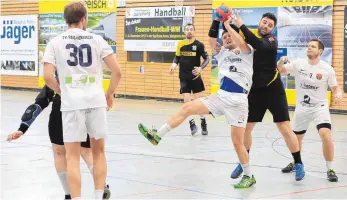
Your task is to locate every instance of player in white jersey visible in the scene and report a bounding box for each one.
[277,39,343,182]
[137,16,256,188]
[43,2,122,199]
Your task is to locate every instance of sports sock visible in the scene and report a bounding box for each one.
[95,190,104,200]
[57,171,70,195]
[292,151,303,164]
[157,123,172,138]
[241,163,252,177]
[326,161,333,170]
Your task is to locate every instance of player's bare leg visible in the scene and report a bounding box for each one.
[90,138,107,199]
[52,144,71,199]
[138,99,209,145]
[319,128,338,182]
[183,93,198,135]
[231,122,255,179]
[193,92,208,135]
[64,142,82,198]
[231,126,256,188]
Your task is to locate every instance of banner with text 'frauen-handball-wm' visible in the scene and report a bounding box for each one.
[124,6,195,52]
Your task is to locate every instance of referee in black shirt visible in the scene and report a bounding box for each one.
[224,13,305,181]
[170,23,209,136]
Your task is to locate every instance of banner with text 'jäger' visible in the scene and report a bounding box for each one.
[124,6,195,52]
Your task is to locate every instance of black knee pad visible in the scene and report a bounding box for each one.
[293,130,306,135]
[317,123,331,131]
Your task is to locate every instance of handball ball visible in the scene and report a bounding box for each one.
[216,5,232,22]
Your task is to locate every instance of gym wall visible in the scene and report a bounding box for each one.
[0,0,346,111]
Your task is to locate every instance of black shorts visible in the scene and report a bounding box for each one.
[180,77,205,94]
[48,108,91,148]
[248,79,290,123]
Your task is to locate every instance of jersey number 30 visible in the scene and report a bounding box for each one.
[66,44,92,67]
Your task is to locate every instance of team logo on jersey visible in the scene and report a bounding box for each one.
[316,73,323,80]
[192,45,197,51]
[300,95,316,107]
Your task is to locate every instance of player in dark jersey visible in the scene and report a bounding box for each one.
[6,85,111,200]
[169,23,210,136]
[225,12,305,181]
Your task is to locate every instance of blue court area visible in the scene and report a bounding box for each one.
[1,89,346,199]
[278,25,332,48]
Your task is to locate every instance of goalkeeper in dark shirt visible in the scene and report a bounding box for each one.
[209,12,305,181]
[169,23,210,136]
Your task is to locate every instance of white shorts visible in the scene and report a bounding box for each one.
[292,106,331,133]
[62,107,108,143]
[200,92,248,128]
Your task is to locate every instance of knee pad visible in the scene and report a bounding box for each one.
[317,123,331,131]
[293,130,306,135]
[21,104,42,127]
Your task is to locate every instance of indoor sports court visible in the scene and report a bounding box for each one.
[1,89,346,199]
[1,0,347,199]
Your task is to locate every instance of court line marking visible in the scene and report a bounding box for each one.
[114,188,183,198]
[253,185,347,199]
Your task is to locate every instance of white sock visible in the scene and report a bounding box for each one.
[188,116,194,122]
[57,171,70,195]
[241,163,252,177]
[326,161,333,170]
[200,115,205,120]
[95,189,104,200]
[157,123,172,138]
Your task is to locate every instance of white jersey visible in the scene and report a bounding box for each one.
[284,59,338,108]
[214,45,254,95]
[42,28,114,111]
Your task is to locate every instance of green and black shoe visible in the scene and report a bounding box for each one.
[282,162,295,173]
[138,123,161,146]
[327,169,338,182]
[234,175,256,189]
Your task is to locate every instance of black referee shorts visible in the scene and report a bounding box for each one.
[48,107,91,148]
[180,77,205,94]
[248,79,290,123]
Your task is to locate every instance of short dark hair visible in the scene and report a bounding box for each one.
[261,12,277,26]
[184,23,195,30]
[64,1,87,26]
[310,38,325,51]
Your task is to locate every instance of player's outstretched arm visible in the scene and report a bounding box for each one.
[7,85,54,141]
[234,13,276,52]
[208,19,222,55]
[224,16,250,54]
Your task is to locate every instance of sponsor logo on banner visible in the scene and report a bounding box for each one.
[126,6,195,18]
[124,6,194,52]
[0,15,38,76]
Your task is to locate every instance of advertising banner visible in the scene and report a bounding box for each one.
[1,15,38,76]
[38,0,117,79]
[124,6,195,52]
